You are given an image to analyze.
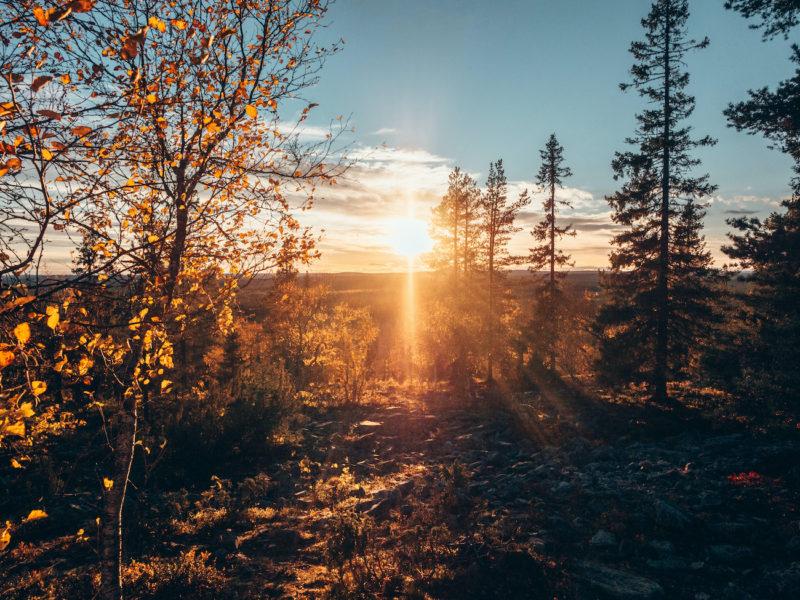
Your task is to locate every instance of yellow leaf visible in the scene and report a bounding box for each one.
[160,379,172,392]
[18,402,34,418]
[245,104,257,119]
[147,234,159,243]
[0,350,14,368]
[5,421,24,437]
[10,458,22,469]
[145,93,157,104]
[0,523,10,551]
[25,510,48,522]
[148,16,166,33]
[13,322,30,346]
[31,381,47,397]
[41,148,53,161]
[46,305,59,330]
[103,477,114,491]
[171,18,187,30]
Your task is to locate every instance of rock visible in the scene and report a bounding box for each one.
[646,540,675,556]
[552,481,574,495]
[708,544,754,565]
[646,558,687,571]
[654,499,692,530]
[707,521,753,541]
[590,529,618,548]
[575,561,664,599]
[767,562,800,596]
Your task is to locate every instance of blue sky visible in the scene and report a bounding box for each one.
[297,0,798,271]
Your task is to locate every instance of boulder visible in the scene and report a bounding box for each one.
[575,561,664,599]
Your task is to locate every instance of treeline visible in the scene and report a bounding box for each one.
[420,0,800,417]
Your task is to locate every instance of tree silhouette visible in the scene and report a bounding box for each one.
[479,159,529,382]
[528,134,575,371]
[723,12,800,406]
[595,0,716,402]
[724,0,800,39]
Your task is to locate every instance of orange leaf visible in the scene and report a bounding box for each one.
[33,7,50,26]
[69,0,95,12]
[171,18,187,30]
[245,104,257,119]
[37,109,61,120]
[72,125,92,137]
[0,350,14,368]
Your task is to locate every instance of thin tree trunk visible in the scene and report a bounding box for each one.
[655,9,671,404]
[100,396,138,600]
[488,241,494,383]
[549,160,557,371]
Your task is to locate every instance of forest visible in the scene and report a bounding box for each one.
[0,0,798,598]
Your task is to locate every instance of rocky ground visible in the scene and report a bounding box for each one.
[3,383,798,598]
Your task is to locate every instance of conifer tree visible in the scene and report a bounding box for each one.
[528,134,575,370]
[430,167,482,278]
[670,199,723,377]
[480,159,530,382]
[428,167,483,384]
[595,0,716,402]
[724,0,800,39]
[722,8,800,404]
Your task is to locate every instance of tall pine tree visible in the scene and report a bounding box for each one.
[480,159,530,382]
[595,0,717,402]
[528,134,575,371]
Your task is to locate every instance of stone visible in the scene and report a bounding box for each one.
[648,540,675,555]
[654,499,692,530]
[552,481,574,495]
[767,562,800,596]
[708,544,754,565]
[646,558,687,571]
[590,529,618,548]
[575,561,664,599]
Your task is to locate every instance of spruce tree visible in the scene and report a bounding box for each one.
[480,159,530,382]
[595,0,716,402]
[528,134,575,371]
[724,0,800,39]
[722,15,800,405]
[670,199,723,378]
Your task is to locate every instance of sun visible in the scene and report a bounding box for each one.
[386,217,434,258]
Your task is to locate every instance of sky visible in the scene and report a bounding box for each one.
[294,0,798,272]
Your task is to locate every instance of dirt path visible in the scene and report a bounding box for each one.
[100,385,794,599]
